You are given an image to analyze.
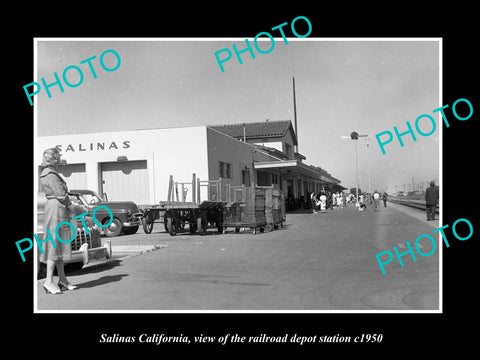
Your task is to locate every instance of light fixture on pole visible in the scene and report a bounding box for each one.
[341,131,368,207]
[362,137,372,195]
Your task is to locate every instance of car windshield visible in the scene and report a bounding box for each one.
[81,192,104,204]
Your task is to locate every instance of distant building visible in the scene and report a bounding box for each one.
[210,120,343,197]
[37,120,342,206]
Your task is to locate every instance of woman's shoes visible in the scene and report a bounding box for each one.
[58,281,78,291]
[42,281,77,294]
[43,283,63,295]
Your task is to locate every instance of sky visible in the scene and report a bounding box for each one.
[36,39,440,193]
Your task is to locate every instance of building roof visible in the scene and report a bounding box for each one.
[210,120,341,185]
[254,144,289,160]
[209,120,298,145]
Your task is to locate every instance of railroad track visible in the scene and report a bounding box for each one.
[388,197,439,213]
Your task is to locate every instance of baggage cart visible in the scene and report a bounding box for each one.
[139,174,225,236]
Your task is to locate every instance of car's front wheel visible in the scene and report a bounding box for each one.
[103,217,123,237]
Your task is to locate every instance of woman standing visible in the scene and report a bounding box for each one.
[39,147,77,294]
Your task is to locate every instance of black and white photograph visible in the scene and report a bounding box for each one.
[7,6,478,354]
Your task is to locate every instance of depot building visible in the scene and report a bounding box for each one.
[37,120,343,206]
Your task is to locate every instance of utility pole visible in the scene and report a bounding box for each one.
[292,76,298,153]
[341,131,368,206]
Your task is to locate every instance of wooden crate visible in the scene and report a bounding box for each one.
[222,187,266,234]
[264,188,286,229]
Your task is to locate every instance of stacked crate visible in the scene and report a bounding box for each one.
[222,186,266,234]
[265,188,286,230]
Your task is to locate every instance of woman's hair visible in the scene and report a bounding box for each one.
[41,147,61,168]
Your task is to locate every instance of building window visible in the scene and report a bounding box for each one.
[242,169,251,186]
[219,161,232,179]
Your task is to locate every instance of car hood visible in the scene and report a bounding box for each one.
[90,201,140,213]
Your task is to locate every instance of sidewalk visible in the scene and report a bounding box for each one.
[385,201,440,228]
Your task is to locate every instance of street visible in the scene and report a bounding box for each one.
[36,202,440,311]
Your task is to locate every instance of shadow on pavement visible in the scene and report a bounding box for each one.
[76,274,129,289]
[72,259,124,275]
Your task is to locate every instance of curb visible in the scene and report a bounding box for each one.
[111,244,168,256]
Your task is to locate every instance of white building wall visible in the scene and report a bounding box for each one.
[282,131,296,159]
[37,126,210,205]
[206,128,277,188]
[247,132,296,160]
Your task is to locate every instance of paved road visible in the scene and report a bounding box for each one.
[37,203,440,311]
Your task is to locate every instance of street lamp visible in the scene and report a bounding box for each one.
[341,131,368,207]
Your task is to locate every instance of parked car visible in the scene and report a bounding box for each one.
[69,189,143,237]
[37,192,111,279]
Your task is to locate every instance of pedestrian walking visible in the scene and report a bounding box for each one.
[39,147,78,295]
[425,181,439,220]
[318,191,327,213]
[382,191,388,207]
[372,190,380,211]
[337,192,343,208]
[311,192,317,213]
[326,190,332,210]
[358,194,366,211]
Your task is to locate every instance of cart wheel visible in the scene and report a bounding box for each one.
[142,217,154,234]
[197,214,207,235]
[214,209,224,234]
[189,222,197,233]
[166,214,177,236]
[216,222,223,234]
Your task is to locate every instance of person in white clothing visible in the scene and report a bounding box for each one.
[337,192,343,208]
[372,190,381,211]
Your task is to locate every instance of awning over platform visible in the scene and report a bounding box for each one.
[253,160,341,185]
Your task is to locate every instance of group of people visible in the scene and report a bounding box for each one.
[366,190,388,211]
[310,190,336,213]
[308,188,388,214]
[309,189,350,213]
